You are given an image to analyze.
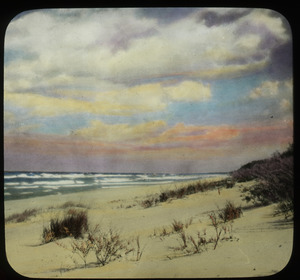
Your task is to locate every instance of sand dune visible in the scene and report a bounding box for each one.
[4,178,293,278]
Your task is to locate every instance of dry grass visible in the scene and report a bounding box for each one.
[140,178,234,208]
[173,231,209,255]
[59,201,88,209]
[218,201,242,223]
[171,220,184,233]
[5,208,38,223]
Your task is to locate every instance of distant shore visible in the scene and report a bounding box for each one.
[5,177,293,278]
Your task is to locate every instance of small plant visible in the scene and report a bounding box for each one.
[218,201,242,223]
[188,232,208,254]
[56,225,139,268]
[178,231,188,249]
[184,217,193,228]
[56,238,93,268]
[173,230,209,255]
[5,208,38,223]
[208,202,239,250]
[209,211,223,250]
[42,209,88,243]
[71,239,93,268]
[134,236,145,261]
[171,219,184,233]
[88,228,127,266]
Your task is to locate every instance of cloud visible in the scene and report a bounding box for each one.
[4,92,138,117]
[248,79,293,113]
[145,123,240,148]
[4,8,291,96]
[5,119,292,172]
[280,99,292,111]
[73,120,240,151]
[4,80,211,117]
[73,120,167,142]
[249,80,280,99]
[199,8,251,27]
[164,81,211,101]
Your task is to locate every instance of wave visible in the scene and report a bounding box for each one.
[4,172,227,200]
[10,186,41,189]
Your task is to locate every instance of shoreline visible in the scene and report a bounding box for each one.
[4,177,293,278]
[4,176,227,216]
[4,172,229,202]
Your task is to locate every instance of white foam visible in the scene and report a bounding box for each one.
[43,184,88,189]
[17,173,41,179]
[4,175,18,179]
[32,180,75,186]
[11,186,40,189]
[20,192,34,195]
[100,178,133,184]
[5,182,19,186]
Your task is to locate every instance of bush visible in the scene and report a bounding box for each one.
[88,228,126,266]
[42,209,88,243]
[231,145,293,217]
[56,225,143,268]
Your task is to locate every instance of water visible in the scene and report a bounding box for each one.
[4,172,227,200]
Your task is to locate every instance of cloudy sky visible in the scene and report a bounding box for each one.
[4,8,293,173]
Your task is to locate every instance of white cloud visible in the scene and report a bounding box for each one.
[73,119,167,142]
[235,34,261,50]
[4,8,291,96]
[249,80,280,99]
[164,80,211,101]
[4,80,211,117]
[280,98,291,111]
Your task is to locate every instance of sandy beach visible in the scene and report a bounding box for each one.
[4,178,293,278]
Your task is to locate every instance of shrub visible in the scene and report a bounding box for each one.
[231,145,293,217]
[57,226,144,268]
[140,197,158,208]
[88,228,128,266]
[69,238,94,268]
[42,209,88,243]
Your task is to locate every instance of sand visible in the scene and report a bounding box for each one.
[4,178,293,278]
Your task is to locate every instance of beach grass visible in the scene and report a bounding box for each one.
[5,208,39,223]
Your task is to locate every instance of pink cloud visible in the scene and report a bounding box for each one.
[4,120,293,172]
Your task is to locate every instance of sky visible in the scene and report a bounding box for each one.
[4,8,293,173]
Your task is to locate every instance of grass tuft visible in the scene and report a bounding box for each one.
[42,209,88,243]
